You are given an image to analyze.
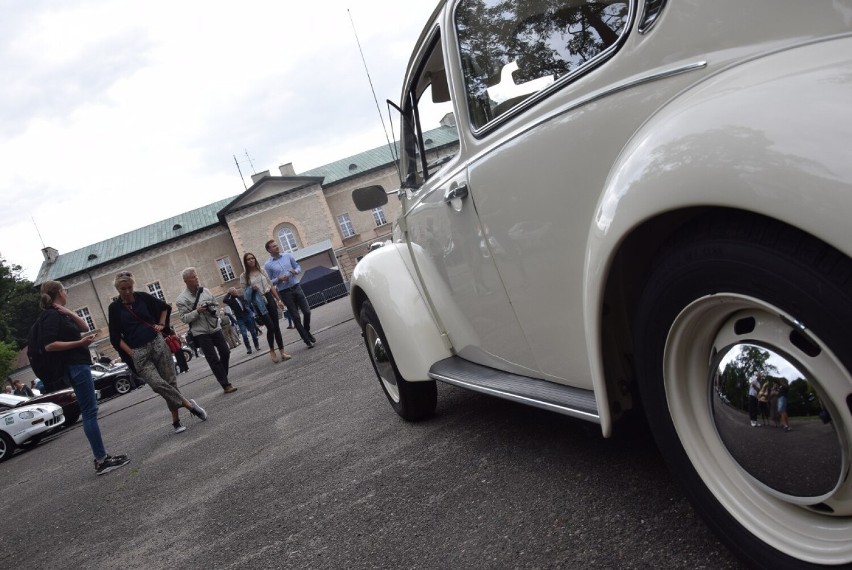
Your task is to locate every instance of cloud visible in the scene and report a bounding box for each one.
[0,0,439,281]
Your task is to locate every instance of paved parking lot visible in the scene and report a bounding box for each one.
[0,298,742,569]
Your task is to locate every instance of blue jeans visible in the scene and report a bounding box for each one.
[236,313,259,348]
[66,363,107,461]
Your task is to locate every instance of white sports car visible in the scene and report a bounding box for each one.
[0,401,65,462]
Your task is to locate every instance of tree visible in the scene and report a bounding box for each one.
[0,253,40,349]
[720,345,779,409]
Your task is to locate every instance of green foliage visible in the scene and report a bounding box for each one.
[0,340,19,382]
[0,253,40,350]
[720,345,780,408]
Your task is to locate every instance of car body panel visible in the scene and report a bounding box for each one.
[0,402,64,445]
[351,0,852,432]
[0,389,80,427]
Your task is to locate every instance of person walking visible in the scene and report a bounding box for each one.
[220,307,240,348]
[176,267,238,394]
[108,271,208,433]
[747,372,762,427]
[239,252,294,362]
[778,378,791,432]
[37,281,130,475]
[264,240,315,348]
[222,287,261,354]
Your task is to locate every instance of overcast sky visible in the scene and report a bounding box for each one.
[1,0,440,281]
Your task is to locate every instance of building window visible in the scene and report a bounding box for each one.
[76,307,95,332]
[371,207,388,227]
[217,257,236,281]
[277,226,299,253]
[147,281,165,301]
[337,213,356,239]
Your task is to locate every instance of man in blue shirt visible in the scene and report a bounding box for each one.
[264,240,316,347]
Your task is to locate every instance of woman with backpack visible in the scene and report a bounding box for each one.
[37,281,130,475]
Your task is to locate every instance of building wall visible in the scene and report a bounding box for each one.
[58,226,242,359]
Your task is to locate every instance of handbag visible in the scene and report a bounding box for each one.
[123,302,177,351]
[163,334,181,353]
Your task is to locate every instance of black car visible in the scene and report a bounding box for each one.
[89,364,143,397]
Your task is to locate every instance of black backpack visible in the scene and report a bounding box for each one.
[26,311,66,393]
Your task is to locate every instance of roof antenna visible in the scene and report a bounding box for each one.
[233,155,248,190]
[348,9,396,163]
[32,216,46,248]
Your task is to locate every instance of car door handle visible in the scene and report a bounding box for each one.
[444,184,469,203]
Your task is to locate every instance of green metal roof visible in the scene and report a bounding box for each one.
[300,125,459,184]
[36,125,459,284]
[35,197,235,284]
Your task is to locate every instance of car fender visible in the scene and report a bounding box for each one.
[351,242,453,381]
[585,38,852,408]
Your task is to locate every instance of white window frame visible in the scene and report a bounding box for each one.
[147,281,165,301]
[337,213,356,239]
[371,207,388,227]
[75,307,95,332]
[217,257,236,281]
[278,226,299,253]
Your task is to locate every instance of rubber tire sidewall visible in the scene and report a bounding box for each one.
[634,224,852,570]
[360,300,437,421]
[0,432,14,462]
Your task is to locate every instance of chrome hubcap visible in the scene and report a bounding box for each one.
[365,323,399,402]
[665,294,852,564]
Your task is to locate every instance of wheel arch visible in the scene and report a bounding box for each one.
[587,40,852,432]
[594,206,852,432]
[350,244,452,381]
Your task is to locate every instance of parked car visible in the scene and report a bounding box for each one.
[0,400,64,462]
[91,362,128,374]
[90,364,140,397]
[349,1,852,567]
[0,390,80,426]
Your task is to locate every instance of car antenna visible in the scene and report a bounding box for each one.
[347,9,400,177]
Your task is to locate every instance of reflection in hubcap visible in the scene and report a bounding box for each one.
[709,311,845,501]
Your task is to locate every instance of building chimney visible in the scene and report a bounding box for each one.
[279,163,296,176]
[250,170,270,184]
[42,247,58,263]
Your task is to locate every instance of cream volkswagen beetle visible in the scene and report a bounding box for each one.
[350,1,852,567]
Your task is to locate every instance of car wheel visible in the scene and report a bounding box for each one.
[114,376,133,395]
[360,300,436,421]
[64,412,79,426]
[634,214,852,568]
[182,347,193,362]
[0,432,15,462]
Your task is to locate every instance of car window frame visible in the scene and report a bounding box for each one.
[451,0,637,137]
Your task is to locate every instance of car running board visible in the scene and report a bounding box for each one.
[429,356,600,423]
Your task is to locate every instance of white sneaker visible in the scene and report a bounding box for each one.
[189,399,208,421]
[174,422,187,433]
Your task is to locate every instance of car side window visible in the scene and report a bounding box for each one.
[400,34,457,189]
[455,0,630,130]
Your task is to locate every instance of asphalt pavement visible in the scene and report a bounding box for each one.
[0,297,744,569]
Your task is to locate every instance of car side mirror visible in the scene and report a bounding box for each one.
[352,185,389,211]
